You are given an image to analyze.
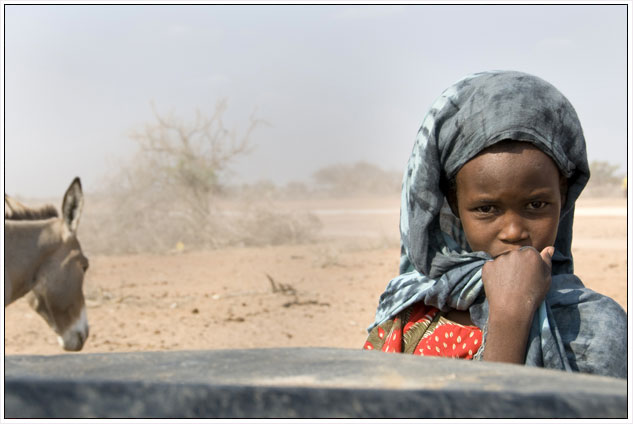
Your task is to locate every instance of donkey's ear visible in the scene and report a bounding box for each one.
[62,177,83,233]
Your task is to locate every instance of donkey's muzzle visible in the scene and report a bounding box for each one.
[58,307,89,351]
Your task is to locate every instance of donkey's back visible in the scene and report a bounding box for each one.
[5,195,59,221]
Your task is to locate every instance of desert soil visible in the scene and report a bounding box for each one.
[3,196,627,355]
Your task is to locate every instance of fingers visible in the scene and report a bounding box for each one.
[492,245,554,269]
[539,246,555,268]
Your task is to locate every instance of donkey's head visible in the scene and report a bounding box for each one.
[27,178,90,351]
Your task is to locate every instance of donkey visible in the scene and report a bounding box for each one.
[4,177,89,351]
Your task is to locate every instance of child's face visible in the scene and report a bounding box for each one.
[451,141,565,258]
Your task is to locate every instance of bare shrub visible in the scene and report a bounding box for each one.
[83,102,321,255]
[129,100,261,222]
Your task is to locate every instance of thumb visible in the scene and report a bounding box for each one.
[540,246,555,269]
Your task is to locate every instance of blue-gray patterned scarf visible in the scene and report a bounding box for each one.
[368,71,626,378]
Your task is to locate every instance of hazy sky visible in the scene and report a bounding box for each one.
[3,3,630,198]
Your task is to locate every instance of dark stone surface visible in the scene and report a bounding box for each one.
[4,347,627,418]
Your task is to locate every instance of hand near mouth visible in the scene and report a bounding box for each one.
[480,246,554,364]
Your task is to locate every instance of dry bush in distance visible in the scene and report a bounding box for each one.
[311,161,401,197]
[82,101,321,255]
[583,160,626,198]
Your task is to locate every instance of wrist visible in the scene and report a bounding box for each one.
[488,298,540,323]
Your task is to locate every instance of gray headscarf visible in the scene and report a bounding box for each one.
[369,71,627,378]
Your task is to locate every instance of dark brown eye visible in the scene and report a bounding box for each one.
[528,201,547,209]
[476,205,494,213]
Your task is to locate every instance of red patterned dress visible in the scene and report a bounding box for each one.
[364,303,482,359]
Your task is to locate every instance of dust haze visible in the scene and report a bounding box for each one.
[9,102,625,258]
[5,104,627,355]
[3,4,628,354]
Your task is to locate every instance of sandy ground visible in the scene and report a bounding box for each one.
[3,196,627,355]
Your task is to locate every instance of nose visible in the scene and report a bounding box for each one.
[57,306,90,351]
[59,326,89,351]
[498,211,529,245]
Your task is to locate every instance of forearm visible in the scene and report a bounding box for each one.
[482,308,535,363]
[480,247,553,364]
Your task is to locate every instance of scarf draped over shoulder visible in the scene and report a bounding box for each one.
[369,71,627,379]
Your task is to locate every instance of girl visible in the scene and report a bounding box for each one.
[364,71,626,378]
